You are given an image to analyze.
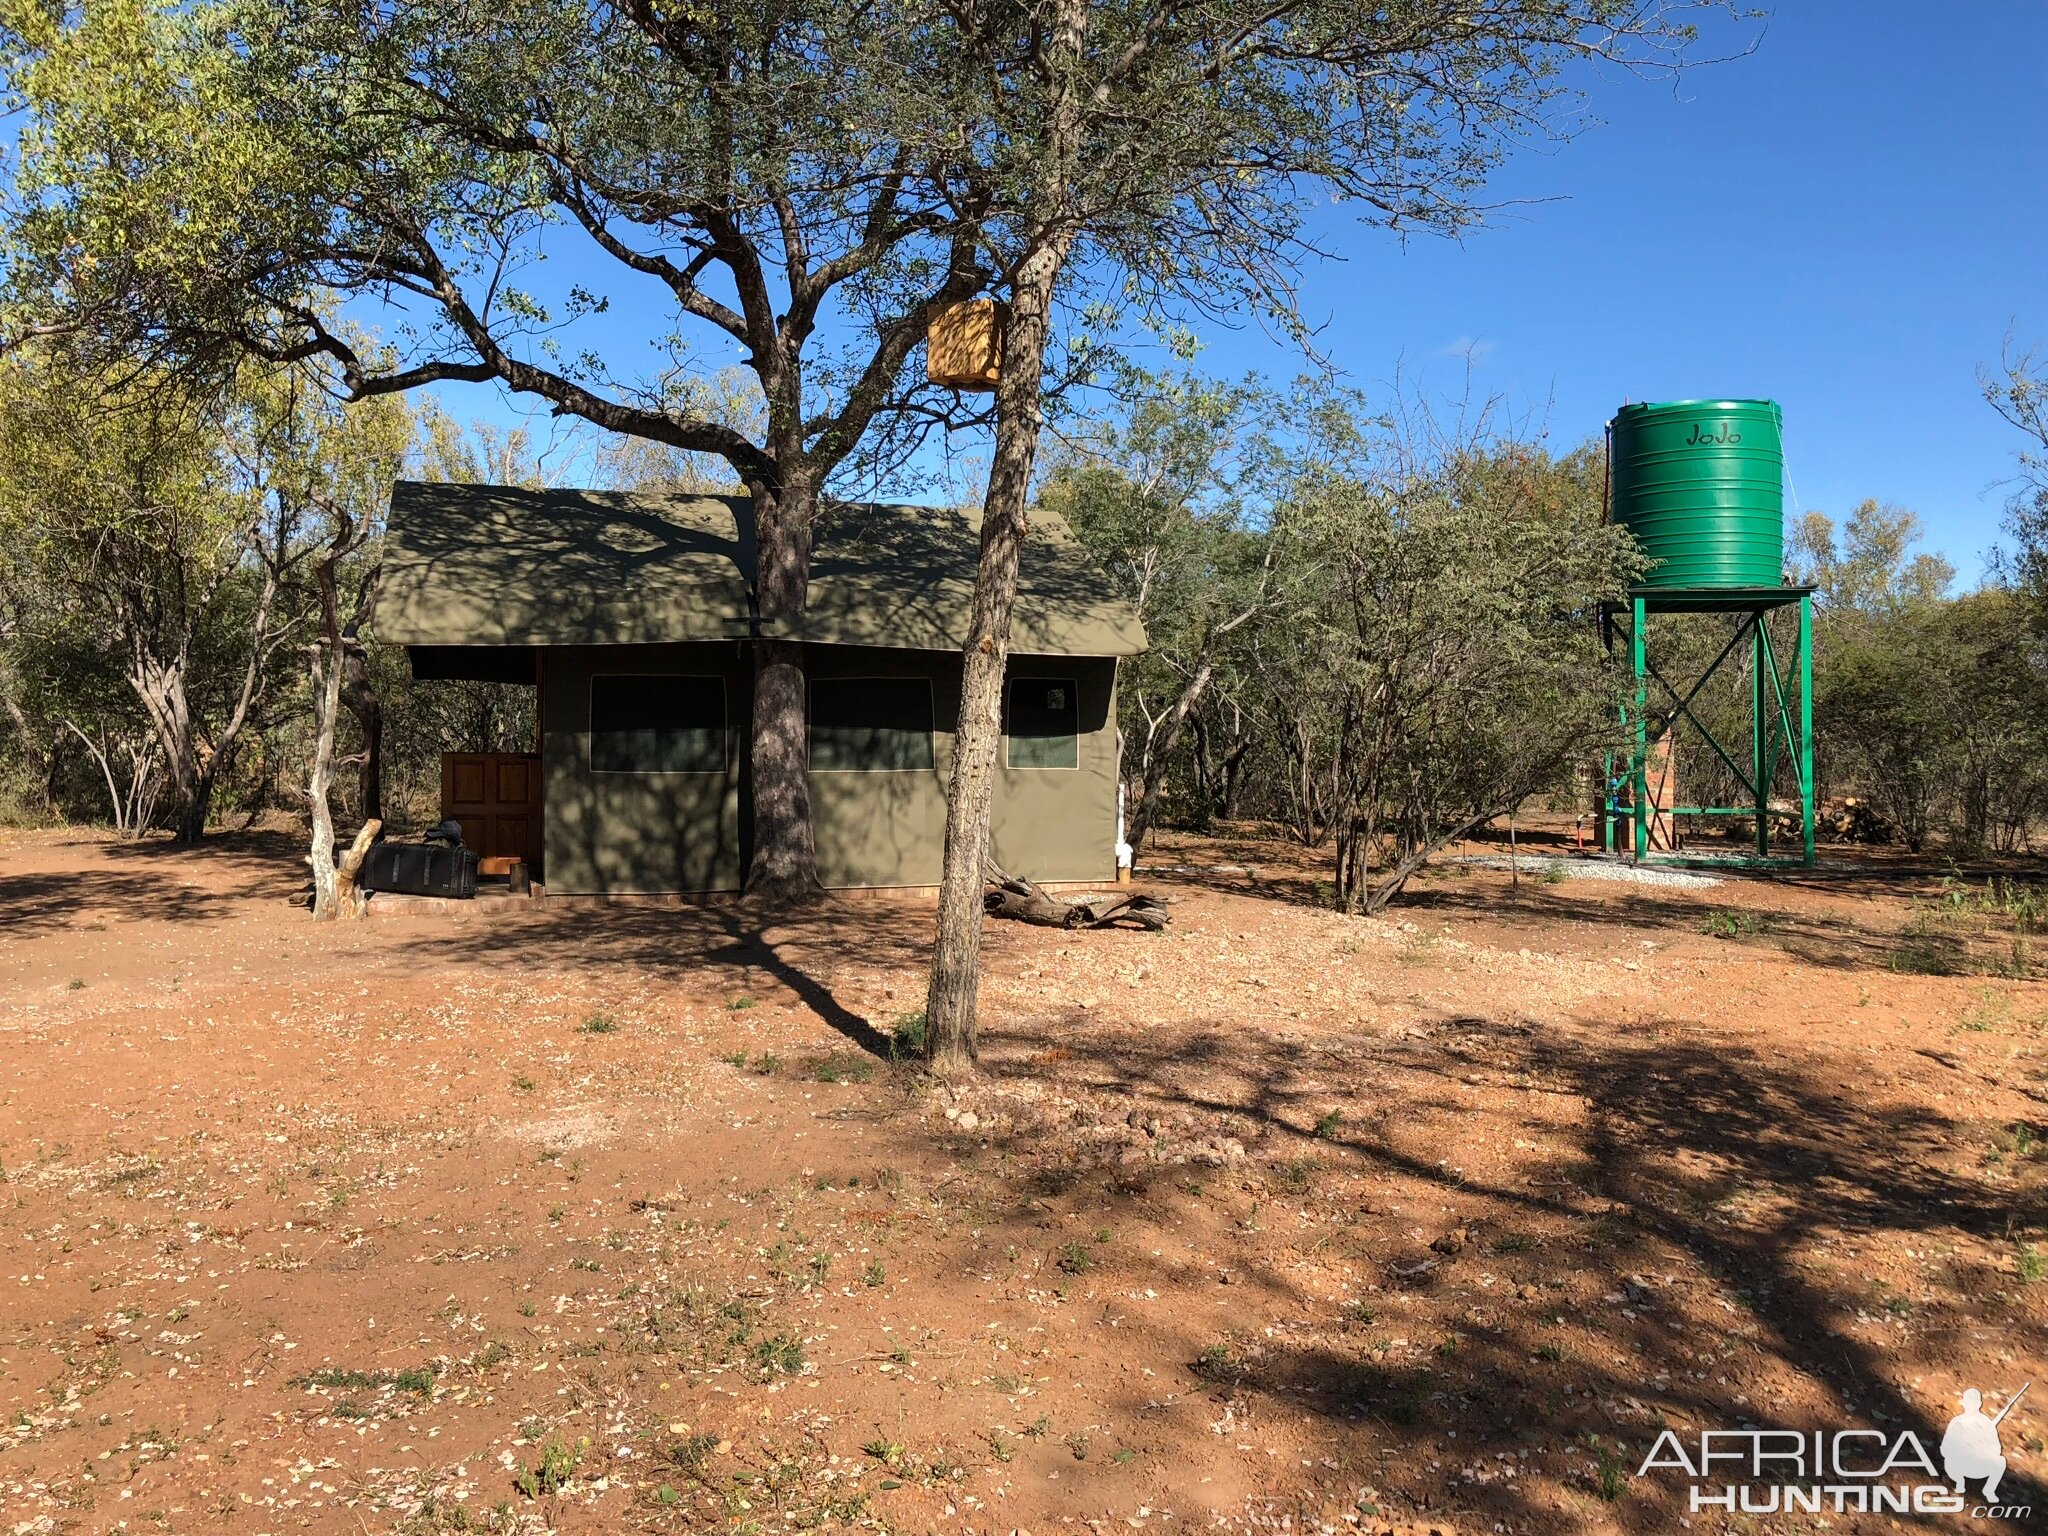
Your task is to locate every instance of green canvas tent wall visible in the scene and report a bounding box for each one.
[375,482,1147,895]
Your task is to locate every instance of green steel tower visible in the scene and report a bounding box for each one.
[1600,399,1816,867]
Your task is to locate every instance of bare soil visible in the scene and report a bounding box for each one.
[2,823,2045,1536]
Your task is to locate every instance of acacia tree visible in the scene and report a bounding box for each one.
[1052,384,1635,905]
[1986,343,2048,622]
[1288,413,1635,910]
[1039,374,1284,856]
[0,562,60,810]
[0,0,995,899]
[1788,500,1956,615]
[0,349,293,841]
[0,579,168,833]
[229,367,412,916]
[918,0,1717,1071]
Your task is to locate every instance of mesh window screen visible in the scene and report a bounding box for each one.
[809,678,936,771]
[590,676,727,773]
[1007,677,1079,769]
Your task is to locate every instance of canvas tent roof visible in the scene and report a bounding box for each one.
[376,481,1147,658]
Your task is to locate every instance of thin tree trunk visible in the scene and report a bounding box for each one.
[924,0,1084,1075]
[43,730,65,808]
[341,624,382,824]
[1126,658,1215,859]
[122,736,164,833]
[1361,806,1503,915]
[132,646,214,844]
[130,653,202,839]
[308,565,347,919]
[188,564,279,841]
[64,720,133,837]
[130,560,279,845]
[924,256,1070,1076]
[302,509,380,915]
[307,733,340,913]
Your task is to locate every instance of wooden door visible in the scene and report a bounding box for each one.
[441,753,543,870]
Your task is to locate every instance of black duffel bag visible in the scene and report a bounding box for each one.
[360,840,479,899]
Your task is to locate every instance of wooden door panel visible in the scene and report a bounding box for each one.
[495,758,533,803]
[490,814,533,860]
[440,752,542,871]
[449,757,487,806]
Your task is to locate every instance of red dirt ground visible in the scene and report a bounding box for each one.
[2,825,2045,1536]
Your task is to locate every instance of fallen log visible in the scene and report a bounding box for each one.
[983,869,1168,930]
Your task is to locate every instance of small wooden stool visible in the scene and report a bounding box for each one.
[478,856,531,895]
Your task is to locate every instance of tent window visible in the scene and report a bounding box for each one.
[1007,677,1079,769]
[590,675,727,773]
[810,677,935,772]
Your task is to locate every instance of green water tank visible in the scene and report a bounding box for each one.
[1608,399,1785,589]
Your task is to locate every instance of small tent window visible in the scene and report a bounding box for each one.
[590,675,727,773]
[1007,677,1079,769]
[810,677,935,772]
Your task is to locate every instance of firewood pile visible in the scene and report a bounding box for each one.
[983,867,1168,930]
[1729,797,1895,846]
[1815,797,1893,843]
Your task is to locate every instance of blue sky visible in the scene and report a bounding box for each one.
[1187,0,2048,581]
[436,2,2048,581]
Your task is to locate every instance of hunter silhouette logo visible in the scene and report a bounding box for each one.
[1943,1382,2027,1504]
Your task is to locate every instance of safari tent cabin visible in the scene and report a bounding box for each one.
[374,483,1147,896]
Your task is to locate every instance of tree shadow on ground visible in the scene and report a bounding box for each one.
[2,829,311,936]
[1374,873,2027,979]
[968,1010,2047,1532]
[393,899,941,1059]
[96,827,308,879]
[1151,859,1944,977]
[0,868,236,936]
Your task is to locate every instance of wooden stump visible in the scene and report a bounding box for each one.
[334,818,382,920]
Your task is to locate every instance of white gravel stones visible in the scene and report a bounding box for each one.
[1466,856,1722,889]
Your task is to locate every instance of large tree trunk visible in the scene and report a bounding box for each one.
[924,253,1069,1076]
[130,562,279,845]
[1219,708,1252,819]
[174,778,212,844]
[747,637,816,899]
[743,479,820,903]
[129,655,205,842]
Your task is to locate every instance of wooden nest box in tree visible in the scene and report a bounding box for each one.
[926,298,1007,390]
